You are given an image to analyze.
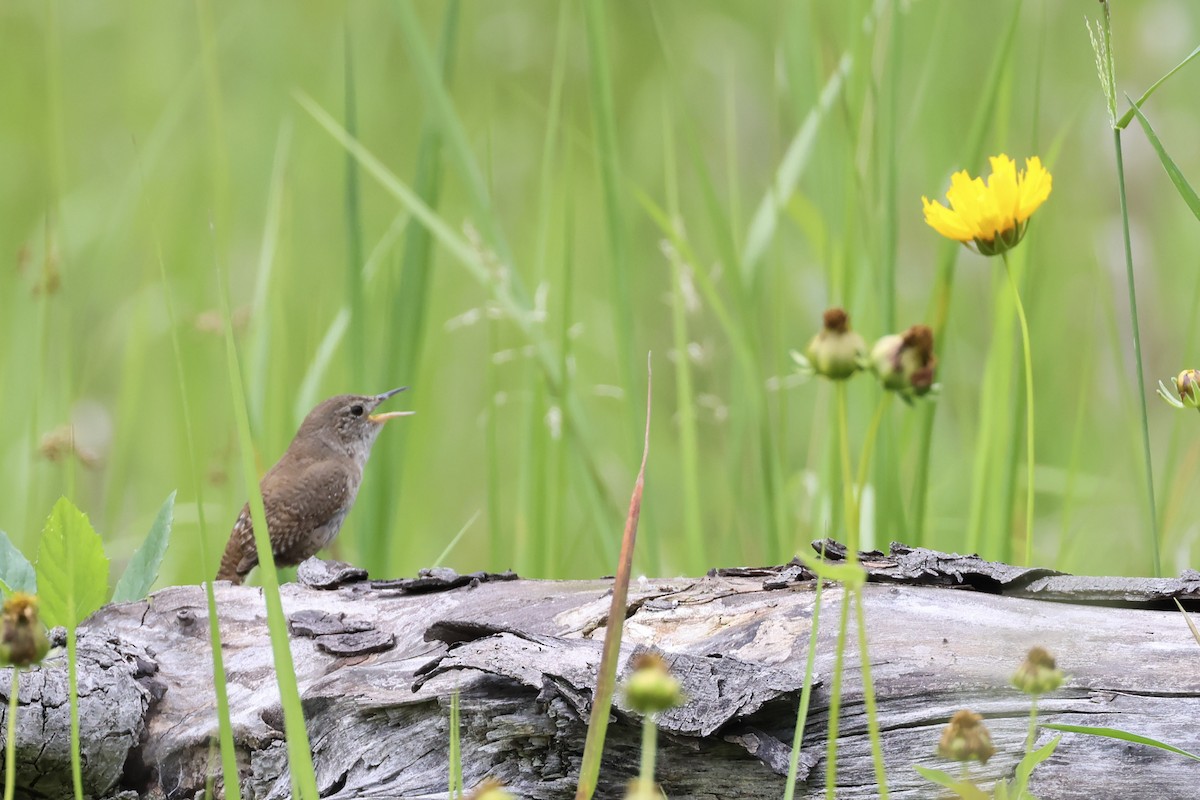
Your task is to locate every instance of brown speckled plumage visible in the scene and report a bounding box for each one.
[216,389,410,585]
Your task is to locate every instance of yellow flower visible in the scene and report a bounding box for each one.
[922,154,1052,256]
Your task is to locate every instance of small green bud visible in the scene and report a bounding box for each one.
[870,324,937,399]
[937,709,995,764]
[624,652,683,714]
[1,592,50,668]
[1011,646,1063,696]
[804,308,867,381]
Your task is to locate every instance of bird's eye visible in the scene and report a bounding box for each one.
[350,404,365,417]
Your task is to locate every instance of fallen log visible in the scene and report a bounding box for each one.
[3,543,1200,799]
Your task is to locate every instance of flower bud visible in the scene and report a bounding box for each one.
[870,324,937,399]
[624,652,683,714]
[1,592,50,668]
[804,308,867,381]
[1177,370,1200,410]
[1011,646,1063,696]
[937,709,995,764]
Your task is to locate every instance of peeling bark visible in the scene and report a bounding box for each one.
[3,544,1200,799]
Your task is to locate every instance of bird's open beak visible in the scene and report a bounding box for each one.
[369,410,414,423]
[369,387,413,423]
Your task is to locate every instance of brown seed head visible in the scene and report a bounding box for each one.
[822,307,849,333]
[1012,645,1064,695]
[937,709,996,764]
[1,592,51,668]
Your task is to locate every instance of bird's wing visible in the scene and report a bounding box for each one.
[232,459,353,575]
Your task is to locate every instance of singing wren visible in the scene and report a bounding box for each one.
[216,388,412,585]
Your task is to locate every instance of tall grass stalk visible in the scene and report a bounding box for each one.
[376,0,459,576]
[1092,1,1160,575]
[343,24,366,395]
[661,104,704,574]
[156,243,242,799]
[217,260,320,799]
[575,357,651,800]
[198,0,317,791]
[582,0,637,447]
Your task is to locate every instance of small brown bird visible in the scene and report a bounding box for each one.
[216,388,412,585]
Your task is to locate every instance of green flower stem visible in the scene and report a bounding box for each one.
[836,383,858,556]
[853,588,890,797]
[855,393,892,525]
[1025,697,1040,753]
[784,564,826,800]
[1002,254,1036,566]
[639,714,658,789]
[4,668,18,800]
[823,587,852,799]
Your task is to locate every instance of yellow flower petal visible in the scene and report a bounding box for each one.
[987,154,1019,225]
[1017,156,1052,222]
[922,196,974,242]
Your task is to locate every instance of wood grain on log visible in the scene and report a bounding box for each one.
[3,544,1200,799]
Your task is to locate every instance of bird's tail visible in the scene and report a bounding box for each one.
[215,538,244,584]
[216,510,250,584]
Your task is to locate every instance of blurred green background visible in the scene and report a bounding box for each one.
[1,0,1199,588]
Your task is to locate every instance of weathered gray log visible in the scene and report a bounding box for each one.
[4,543,1200,799]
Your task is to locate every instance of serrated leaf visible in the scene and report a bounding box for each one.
[0,528,37,593]
[35,497,111,629]
[112,491,175,603]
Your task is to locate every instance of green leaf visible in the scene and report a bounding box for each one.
[112,491,176,603]
[1013,734,1061,791]
[35,497,111,630]
[913,765,990,799]
[1126,96,1200,222]
[1042,723,1200,762]
[0,529,37,594]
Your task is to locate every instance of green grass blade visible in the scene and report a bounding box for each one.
[1126,97,1200,221]
[660,102,703,574]
[741,53,851,280]
[1115,43,1200,130]
[112,491,175,603]
[0,531,36,594]
[343,23,366,393]
[389,0,513,268]
[156,244,242,799]
[583,0,637,433]
[218,257,320,798]
[373,0,459,576]
[1043,724,1200,761]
